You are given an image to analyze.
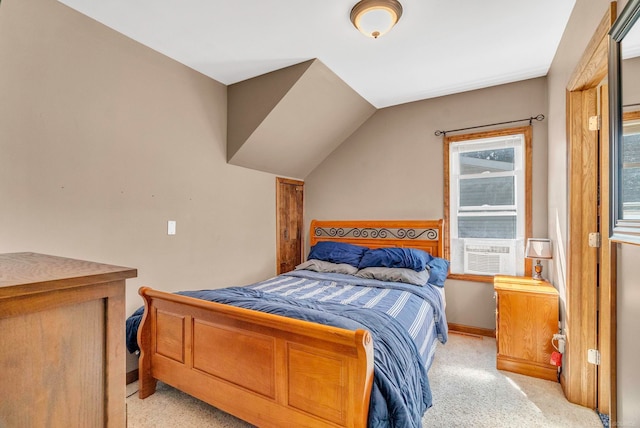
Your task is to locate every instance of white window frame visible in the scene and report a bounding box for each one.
[444,126,532,282]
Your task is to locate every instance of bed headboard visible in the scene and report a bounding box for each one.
[309,219,444,258]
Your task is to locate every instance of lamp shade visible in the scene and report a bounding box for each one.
[350,0,403,39]
[525,238,553,259]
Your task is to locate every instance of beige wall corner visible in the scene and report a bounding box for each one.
[228,59,376,179]
[546,0,616,299]
[227,60,314,160]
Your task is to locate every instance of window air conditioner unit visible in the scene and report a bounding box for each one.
[463,239,517,275]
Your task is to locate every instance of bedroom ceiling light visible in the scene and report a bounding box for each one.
[350,0,403,39]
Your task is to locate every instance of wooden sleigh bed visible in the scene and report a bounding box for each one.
[136,219,445,428]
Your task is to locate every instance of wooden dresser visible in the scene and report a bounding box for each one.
[0,252,137,428]
[494,275,559,381]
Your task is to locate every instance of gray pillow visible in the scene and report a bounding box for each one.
[295,259,359,275]
[355,266,430,286]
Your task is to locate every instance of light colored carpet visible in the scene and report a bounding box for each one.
[425,333,602,427]
[126,333,604,427]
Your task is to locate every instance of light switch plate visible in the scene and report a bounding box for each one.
[168,220,176,235]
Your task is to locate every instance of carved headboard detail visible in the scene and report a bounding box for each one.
[309,220,444,258]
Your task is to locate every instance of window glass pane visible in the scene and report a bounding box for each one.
[622,132,640,219]
[458,216,516,239]
[460,176,515,207]
[460,148,514,175]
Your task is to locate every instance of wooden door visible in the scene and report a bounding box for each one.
[276,177,304,274]
[565,87,599,408]
[563,3,617,414]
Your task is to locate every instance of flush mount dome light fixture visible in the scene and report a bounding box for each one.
[350,0,403,39]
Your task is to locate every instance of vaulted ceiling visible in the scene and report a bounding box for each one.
[57,0,576,108]
[57,0,577,178]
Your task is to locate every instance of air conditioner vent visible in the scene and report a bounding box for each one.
[463,239,516,275]
[465,244,511,254]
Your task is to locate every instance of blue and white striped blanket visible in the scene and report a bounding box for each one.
[126,269,447,427]
[248,270,447,372]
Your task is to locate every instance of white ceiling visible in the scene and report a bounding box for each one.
[58,0,576,108]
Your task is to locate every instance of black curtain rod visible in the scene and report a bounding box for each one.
[434,114,545,137]
[623,102,640,108]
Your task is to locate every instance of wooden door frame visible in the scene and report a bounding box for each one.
[275,177,304,274]
[564,2,617,419]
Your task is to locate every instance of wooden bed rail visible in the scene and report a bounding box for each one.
[137,286,375,428]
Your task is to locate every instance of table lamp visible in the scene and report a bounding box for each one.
[525,238,553,280]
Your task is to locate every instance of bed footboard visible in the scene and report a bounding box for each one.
[137,287,374,428]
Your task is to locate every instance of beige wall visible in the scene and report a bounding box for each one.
[547,0,639,423]
[616,243,640,424]
[623,56,640,103]
[0,0,278,320]
[545,0,613,303]
[305,77,549,330]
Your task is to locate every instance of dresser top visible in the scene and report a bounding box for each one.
[493,275,558,295]
[0,252,137,298]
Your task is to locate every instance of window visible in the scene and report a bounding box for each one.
[444,126,532,282]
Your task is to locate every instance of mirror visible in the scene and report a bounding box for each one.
[610,0,640,244]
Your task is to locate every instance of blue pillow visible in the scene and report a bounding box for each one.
[358,247,432,272]
[307,241,368,268]
[426,257,450,287]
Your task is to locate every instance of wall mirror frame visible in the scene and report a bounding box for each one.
[609,0,640,245]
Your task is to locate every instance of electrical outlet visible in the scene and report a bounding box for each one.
[553,333,566,353]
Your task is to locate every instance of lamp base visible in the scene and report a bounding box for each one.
[532,260,543,281]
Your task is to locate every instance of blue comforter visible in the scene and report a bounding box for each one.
[126,270,447,428]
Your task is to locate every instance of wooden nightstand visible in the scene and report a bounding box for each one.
[494,275,559,381]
